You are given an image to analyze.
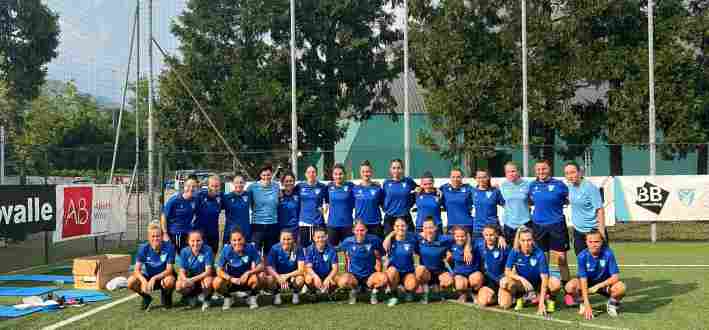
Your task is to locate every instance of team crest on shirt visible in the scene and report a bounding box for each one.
[600,260,606,268]
[197,255,204,263]
[344,186,349,192]
[160,253,167,262]
[216,196,221,204]
[294,195,299,201]
[241,256,249,263]
[530,258,537,266]
[549,186,555,192]
[315,188,321,195]
[493,251,500,259]
[178,204,183,209]
[191,201,196,209]
[370,190,377,196]
[364,244,372,251]
[403,183,407,188]
[486,191,492,199]
[242,195,249,202]
[461,188,467,193]
[323,254,329,262]
[403,244,411,251]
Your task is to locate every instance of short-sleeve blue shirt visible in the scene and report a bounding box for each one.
[137,242,176,278]
[382,177,417,217]
[415,192,442,229]
[266,243,304,274]
[223,192,251,240]
[296,182,327,226]
[440,183,474,227]
[451,242,480,276]
[472,187,504,233]
[340,234,383,278]
[577,246,619,284]
[162,193,196,235]
[529,178,568,225]
[506,247,549,285]
[304,244,338,279]
[499,179,531,229]
[217,243,262,277]
[195,190,224,237]
[417,234,454,273]
[477,240,509,284]
[388,234,419,274]
[325,182,355,228]
[568,179,603,233]
[278,191,300,229]
[178,245,214,277]
[353,183,384,225]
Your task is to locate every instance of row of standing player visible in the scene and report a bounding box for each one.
[160,159,623,317]
[129,217,625,320]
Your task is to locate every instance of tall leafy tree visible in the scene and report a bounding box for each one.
[0,0,60,102]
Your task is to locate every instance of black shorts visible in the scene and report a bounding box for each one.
[572,229,610,256]
[483,277,500,292]
[354,274,372,290]
[529,221,570,252]
[502,225,518,246]
[587,279,612,297]
[327,226,352,247]
[226,282,253,293]
[383,214,414,236]
[204,235,220,256]
[168,233,188,251]
[298,226,317,248]
[365,224,384,238]
[252,224,280,255]
[426,270,448,286]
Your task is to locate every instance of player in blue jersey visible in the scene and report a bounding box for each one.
[415,217,472,304]
[278,172,300,240]
[263,230,305,305]
[472,169,504,241]
[337,221,389,305]
[499,162,531,245]
[194,176,224,253]
[414,171,443,233]
[528,160,571,283]
[382,218,419,306]
[213,229,263,310]
[248,164,281,256]
[564,162,607,256]
[353,160,385,237]
[439,168,475,232]
[565,230,625,319]
[476,224,512,308]
[296,165,327,248]
[503,226,561,315]
[223,175,251,243]
[324,164,355,247]
[450,225,483,304]
[161,178,198,251]
[128,223,176,311]
[176,230,214,311]
[382,159,417,235]
[303,227,339,296]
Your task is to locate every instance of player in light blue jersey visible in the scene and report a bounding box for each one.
[499,162,531,245]
[176,230,214,311]
[503,226,561,315]
[128,223,176,311]
[565,230,626,319]
[564,162,607,256]
[248,164,281,256]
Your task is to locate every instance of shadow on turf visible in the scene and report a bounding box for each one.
[617,277,698,314]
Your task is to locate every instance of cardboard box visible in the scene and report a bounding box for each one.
[73,254,131,290]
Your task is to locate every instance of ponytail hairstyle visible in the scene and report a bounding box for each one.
[419,171,435,195]
[513,225,534,252]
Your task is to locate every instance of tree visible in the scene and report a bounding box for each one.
[0,0,60,102]
[159,0,401,177]
[0,81,17,138]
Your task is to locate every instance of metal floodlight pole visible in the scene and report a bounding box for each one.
[136,0,142,240]
[109,9,138,184]
[403,0,411,177]
[148,0,155,220]
[521,0,530,177]
[290,0,298,176]
[648,0,657,243]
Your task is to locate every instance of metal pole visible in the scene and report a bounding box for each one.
[148,0,155,221]
[521,0,530,177]
[290,0,298,176]
[403,0,411,177]
[0,126,5,185]
[109,10,138,183]
[648,0,657,243]
[136,0,142,241]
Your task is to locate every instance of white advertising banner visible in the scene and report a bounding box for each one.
[613,176,709,222]
[53,184,128,242]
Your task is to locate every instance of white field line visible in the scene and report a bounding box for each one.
[448,300,630,330]
[41,294,138,330]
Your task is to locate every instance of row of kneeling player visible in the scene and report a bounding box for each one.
[128,219,624,320]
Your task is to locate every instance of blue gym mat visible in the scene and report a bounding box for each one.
[0,287,57,297]
[0,275,74,283]
[0,305,44,319]
[54,290,111,303]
